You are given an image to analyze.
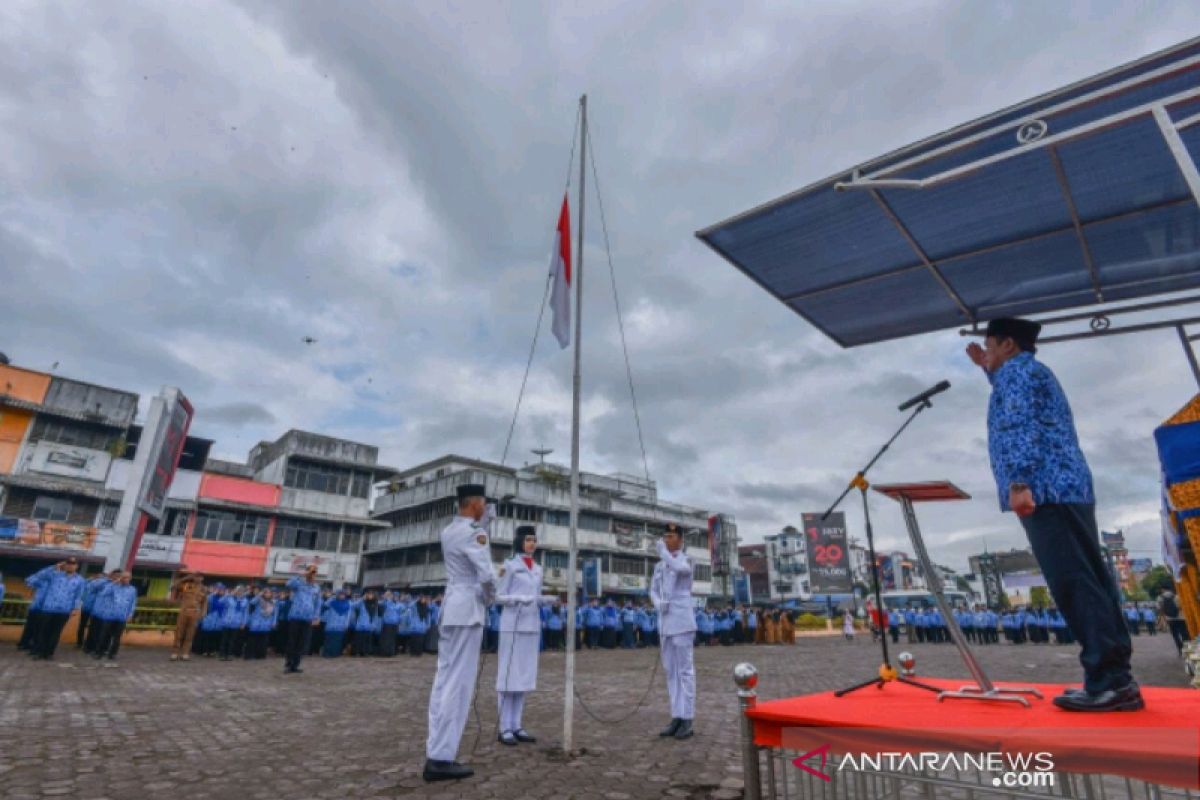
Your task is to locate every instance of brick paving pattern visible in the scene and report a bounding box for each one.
[0,633,1188,799]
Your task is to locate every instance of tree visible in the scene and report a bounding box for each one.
[1029,587,1050,609]
[997,592,1012,611]
[1141,565,1174,599]
[955,576,970,592]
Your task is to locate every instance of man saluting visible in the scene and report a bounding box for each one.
[651,522,696,740]
[423,484,498,782]
[967,318,1140,711]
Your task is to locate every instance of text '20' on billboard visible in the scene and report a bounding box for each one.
[802,512,852,593]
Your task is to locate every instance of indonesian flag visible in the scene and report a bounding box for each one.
[549,195,571,349]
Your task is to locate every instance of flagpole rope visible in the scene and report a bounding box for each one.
[585,125,652,487]
[499,107,582,468]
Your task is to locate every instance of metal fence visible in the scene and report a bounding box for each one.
[0,597,179,631]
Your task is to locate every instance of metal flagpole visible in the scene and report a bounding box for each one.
[563,93,586,756]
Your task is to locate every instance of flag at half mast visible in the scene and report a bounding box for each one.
[550,195,571,349]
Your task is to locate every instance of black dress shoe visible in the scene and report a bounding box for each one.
[513,729,536,743]
[498,731,518,746]
[674,719,694,740]
[1061,680,1138,699]
[659,718,681,737]
[1053,683,1144,712]
[423,759,474,782]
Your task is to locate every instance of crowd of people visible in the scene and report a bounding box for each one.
[6,559,1190,665]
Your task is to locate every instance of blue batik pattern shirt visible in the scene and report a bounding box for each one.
[285,577,322,621]
[93,583,138,622]
[26,566,84,614]
[987,352,1094,512]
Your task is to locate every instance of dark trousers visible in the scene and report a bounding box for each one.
[1146,621,1157,636]
[285,620,312,670]
[219,628,241,659]
[76,610,93,648]
[245,631,270,659]
[408,633,425,656]
[584,627,600,649]
[94,620,126,658]
[19,610,44,650]
[36,612,70,659]
[1168,619,1190,654]
[889,626,899,644]
[1019,503,1133,694]
[351,629,373,656]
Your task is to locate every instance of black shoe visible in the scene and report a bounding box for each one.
[1061,679,1138,699]
[659,718,681,737]
[423,759,474,782]
[498,731,518,746]
[1053,683,1144,712]
[674,719,694,739]
[513,729,536,744]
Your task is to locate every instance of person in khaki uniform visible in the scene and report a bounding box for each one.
[170,571,207,661]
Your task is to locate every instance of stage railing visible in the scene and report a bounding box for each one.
[734,664,1195,800]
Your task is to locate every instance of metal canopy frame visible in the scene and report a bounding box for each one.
[697,37,1200,381]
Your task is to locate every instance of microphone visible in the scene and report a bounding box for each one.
[897,380,951,411]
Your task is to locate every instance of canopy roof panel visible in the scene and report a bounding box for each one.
[697,38,1200,347]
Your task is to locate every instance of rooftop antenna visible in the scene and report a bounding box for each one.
[531,447,553,465]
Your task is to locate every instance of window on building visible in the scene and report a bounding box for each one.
[543,550,568,569]
[275,518,341,552]
[192,509,270,545]
[30,417,119,452]
[340,527,364,554]
[144,508,189,537]
[32,495,73,522]
[693,564,712,582]
[542,509,570,527]
[98,503,120,528]
[435,468,447,478]
[284,459,371,498]
[611,556,644,576]
[579,512,609,532]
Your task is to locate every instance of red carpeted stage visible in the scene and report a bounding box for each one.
[747,679,1200,790]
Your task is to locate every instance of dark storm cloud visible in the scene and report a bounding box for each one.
[2,1,1196,572]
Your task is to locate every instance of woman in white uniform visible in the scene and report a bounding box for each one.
[495,525,556,746]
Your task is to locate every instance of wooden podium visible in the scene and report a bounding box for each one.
[873,481,1042,706]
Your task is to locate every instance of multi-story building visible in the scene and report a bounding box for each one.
[738,543,769,601]
[0,361,394,596]
[761,527,811,601]
[363,456,715,601]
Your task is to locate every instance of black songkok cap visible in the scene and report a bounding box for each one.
[985,318,1041,352]
[456,483,487,500]
[516,525,536,537]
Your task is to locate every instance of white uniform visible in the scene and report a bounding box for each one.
[494,555,556,732]
[650,540,697,721]
[425,515,497,762]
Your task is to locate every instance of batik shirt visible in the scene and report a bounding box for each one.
[93,583,138,622]
[987,352,1094,512]
[25,567,84,614]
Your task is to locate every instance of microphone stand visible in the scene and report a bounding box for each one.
[823,399,942,697]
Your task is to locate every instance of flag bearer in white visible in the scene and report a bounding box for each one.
[494,525,557,746]
[423,484,498,783]
[650,522,697,740]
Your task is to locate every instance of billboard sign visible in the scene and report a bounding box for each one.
[801,511,852,593]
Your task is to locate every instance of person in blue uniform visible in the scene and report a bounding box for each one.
[620,602,638,649]
[378,591,403,657]
[245,589,277,659]
[196,586,225,656]
[25,558,85,660]
[219,586,248,661]
[602,600,619,649]
[91,571,138,661]
[18,568,49,653]
[1141,605,1157,636]
[1123,604,1141,636]
[350,590,379,657]
[967,318,1139,711]
[583,598,603,649]
[744,606,755,645]
[322,590,352,657]
[404,596,429,657]
[283,564,322,674]
[78,569,117,653]
[545,601,565,650]
[425,594,442,655]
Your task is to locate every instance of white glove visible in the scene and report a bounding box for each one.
[480,503,497,531]
[656,539,670,558]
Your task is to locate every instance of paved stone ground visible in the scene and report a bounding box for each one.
[0,631,1188,800]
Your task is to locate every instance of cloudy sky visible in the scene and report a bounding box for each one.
[2,2,1196,571]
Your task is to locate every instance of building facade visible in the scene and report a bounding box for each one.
[364,456,716,602]
[761,527,811,602]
